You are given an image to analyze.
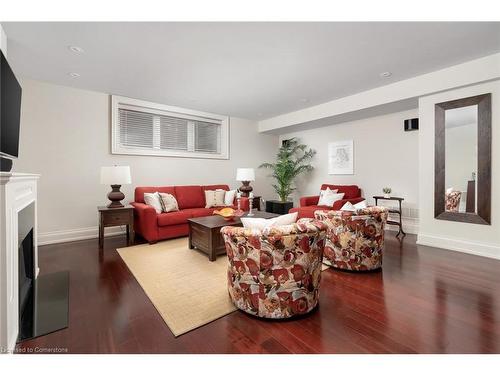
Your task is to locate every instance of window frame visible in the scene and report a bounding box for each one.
[111,95,230,160]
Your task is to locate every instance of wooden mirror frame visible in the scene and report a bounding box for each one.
[435,93,491,225]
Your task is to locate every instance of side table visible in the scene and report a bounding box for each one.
[98,205,135,249]
[373,196,406,237]
[250,196,261,211]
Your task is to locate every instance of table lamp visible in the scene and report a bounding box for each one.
[100,166,131,208]
[236,168,255,197]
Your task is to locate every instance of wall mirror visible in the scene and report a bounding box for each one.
[435,93,491,225]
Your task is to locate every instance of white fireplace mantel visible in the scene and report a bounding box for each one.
[0,172,39,353]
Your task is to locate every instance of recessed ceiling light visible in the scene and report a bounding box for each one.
[379,71,392,78]
[299,98,310,103]
[68,45,84,54]
[68,72,81,78]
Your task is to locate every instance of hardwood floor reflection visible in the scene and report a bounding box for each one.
[16,233,500,353]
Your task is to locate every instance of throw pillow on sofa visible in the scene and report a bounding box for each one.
[223,189,237,206]
[159,193,179,213]
[341,200,368,211]
[353,200,367,209]
[340,201,356,211]
[144,192,163,214]
[241,212,298,230]
[205,190,226,208]
[320,187,338,197]
[318,187,345,206]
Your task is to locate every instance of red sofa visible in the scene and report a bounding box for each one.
[289,184,365,219]
[131,184,249,243]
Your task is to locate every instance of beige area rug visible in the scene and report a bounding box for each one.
[117,237,236,337]
[118,237,331,337]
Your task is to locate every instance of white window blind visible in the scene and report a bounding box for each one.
[112,96,229,159]
[159,115,189,151]
[194,121,220,153]
[118,109,154,149]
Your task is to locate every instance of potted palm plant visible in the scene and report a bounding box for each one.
[259,138,316,214]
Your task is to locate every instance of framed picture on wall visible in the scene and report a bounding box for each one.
[328,140,354,175]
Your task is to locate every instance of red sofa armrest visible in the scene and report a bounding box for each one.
[130,202,158,243]
[300,195,320,207]
[331,197,365,210]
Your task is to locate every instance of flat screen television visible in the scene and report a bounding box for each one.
[1,49,22,160]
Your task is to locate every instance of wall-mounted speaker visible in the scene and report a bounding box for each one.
[404,118,419,131]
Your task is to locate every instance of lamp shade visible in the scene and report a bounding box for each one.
[100,166,131,185]
[236,168,255,181]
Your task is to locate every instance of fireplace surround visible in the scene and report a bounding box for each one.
[1,173,69,352]
[0,173,40,352]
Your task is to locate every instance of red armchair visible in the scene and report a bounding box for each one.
[289,184,365,219]
[131,184,249,244]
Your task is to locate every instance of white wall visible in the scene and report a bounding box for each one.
[14,79,279,244]
[418,80,500,259]
[279,109,419,233]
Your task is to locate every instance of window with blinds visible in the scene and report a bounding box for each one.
[111,96,229,159]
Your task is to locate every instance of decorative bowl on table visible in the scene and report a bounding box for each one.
[213,207,243,221]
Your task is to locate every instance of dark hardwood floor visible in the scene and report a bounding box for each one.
[16,232,500,353]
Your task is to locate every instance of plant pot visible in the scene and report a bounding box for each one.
[383,194,391,198]
[265,200,294,215]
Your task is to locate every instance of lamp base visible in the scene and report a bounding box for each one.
[239,181,253,197]
[107,184,125,208]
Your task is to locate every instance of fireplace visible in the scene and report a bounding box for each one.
[0,174,69,348]
[18,203,35,327]
[1,172,42,351]
[17,202,69,343]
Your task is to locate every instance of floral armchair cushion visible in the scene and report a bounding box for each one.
[221,219,327,319]
[314,206,388,271]
[445,190,462,212]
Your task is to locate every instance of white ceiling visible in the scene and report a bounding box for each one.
[3,22,500,120]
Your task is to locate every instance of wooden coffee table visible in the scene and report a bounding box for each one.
[188,211,279,261]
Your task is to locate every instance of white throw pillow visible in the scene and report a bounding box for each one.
[321,187,339,194]
[318,188,345,207]
[272,212,298,226]
[144,192,163,214]
[353,200,367,209]
[241,212,298,230]
[318,187,337,205]
[158,193,179,213]
[224,189,237,206]
[241,217,273,231]
[319,187,338,199]
[205,190,226,208]
[340,201,356,211]
[341,200,367,211]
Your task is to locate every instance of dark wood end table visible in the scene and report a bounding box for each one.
[188,211,278,261]
[373,196,406,237]
[98,205,135,249]
[250,196,261,211]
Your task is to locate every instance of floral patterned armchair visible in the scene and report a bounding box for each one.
[220,219,327,319]
[445,190,462,212]
[315,207,388,271]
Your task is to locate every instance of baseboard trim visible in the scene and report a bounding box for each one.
[417,233,500,260]
[38,226,126,246]
[386,217,419,235]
